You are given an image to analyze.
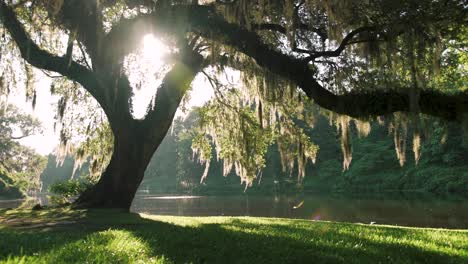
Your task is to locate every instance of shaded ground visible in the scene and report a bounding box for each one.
[0,208,467,264]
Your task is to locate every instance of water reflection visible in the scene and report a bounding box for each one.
[143,196,202,200]
[0,195,47,209]
[1,193,466,229]
[131,194,468,229]
[0,198,23,209]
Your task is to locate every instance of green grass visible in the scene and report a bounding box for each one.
[0,208,467,264]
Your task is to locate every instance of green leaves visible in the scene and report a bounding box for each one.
[48,178,94,206]
[0,102,45,195]
[192,66,320,187]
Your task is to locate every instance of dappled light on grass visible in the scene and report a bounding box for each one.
[0,209,466,264]
[2,229,166,264]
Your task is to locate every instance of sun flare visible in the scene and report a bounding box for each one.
[125,34,171,119]
[141,34,169,64]
[128,34,215,119]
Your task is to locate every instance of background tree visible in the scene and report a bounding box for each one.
[0,102,46,196]
[0,0,466,210]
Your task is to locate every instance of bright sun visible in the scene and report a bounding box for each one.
[141,34,169,64]
[130,34,214,119]
[127,34,170,119]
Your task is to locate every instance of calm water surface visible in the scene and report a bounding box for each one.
[1,194,467,229]
[0,198,24,209]
[131,193,468,229]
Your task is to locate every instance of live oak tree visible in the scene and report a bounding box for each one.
[0,0,466,209]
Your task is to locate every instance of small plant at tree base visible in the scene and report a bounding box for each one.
[48,178,94,206]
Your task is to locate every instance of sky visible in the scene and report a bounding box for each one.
[8,34,214,155]
[9,75,59,155]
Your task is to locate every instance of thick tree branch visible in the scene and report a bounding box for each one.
[252,23,327,40]
[143,47,204,144]
[103,5,468,121]
[0,1,107,111]
[304,27,376,62]
[5,3,467,122]
[252,23,287,33]
[54,0,106,65]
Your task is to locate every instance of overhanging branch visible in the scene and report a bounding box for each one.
[252,23,327,41]
[144,47,204,137]
[56,0,105,64]
[0,1,107,110]
[5,2,467,122]
[304,27,376,62]
[103,5,468,120]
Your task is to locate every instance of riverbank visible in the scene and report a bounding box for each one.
[0,208,466,263]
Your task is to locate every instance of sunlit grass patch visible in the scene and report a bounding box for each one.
[1,229,169,264]
[0,209,467,264]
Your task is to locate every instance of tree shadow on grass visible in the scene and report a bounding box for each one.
[0,210,466,264]
[128,217,466,264]
[220,219,467,264]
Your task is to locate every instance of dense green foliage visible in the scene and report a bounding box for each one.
[48,179,94,206]
[0,209,466,264]
[304,118,468,194]
[0,168,23,198]
[141,112,468,195]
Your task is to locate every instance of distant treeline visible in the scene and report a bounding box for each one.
[41,112,468,196]
[0,168,24,198]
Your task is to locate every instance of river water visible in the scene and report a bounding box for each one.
[1,193,467,229]
[131,193,468,229]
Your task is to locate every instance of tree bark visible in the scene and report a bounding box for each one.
[75,50,204,210]
[74,122,161,210]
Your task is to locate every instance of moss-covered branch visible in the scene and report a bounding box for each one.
[103,5,468,121]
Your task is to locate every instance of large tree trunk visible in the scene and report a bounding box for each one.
[74,122,164,210]
[73,50,203,210]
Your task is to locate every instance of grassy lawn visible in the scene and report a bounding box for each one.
[0,208,467,264]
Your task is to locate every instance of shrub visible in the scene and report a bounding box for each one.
[48,179,94,206]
